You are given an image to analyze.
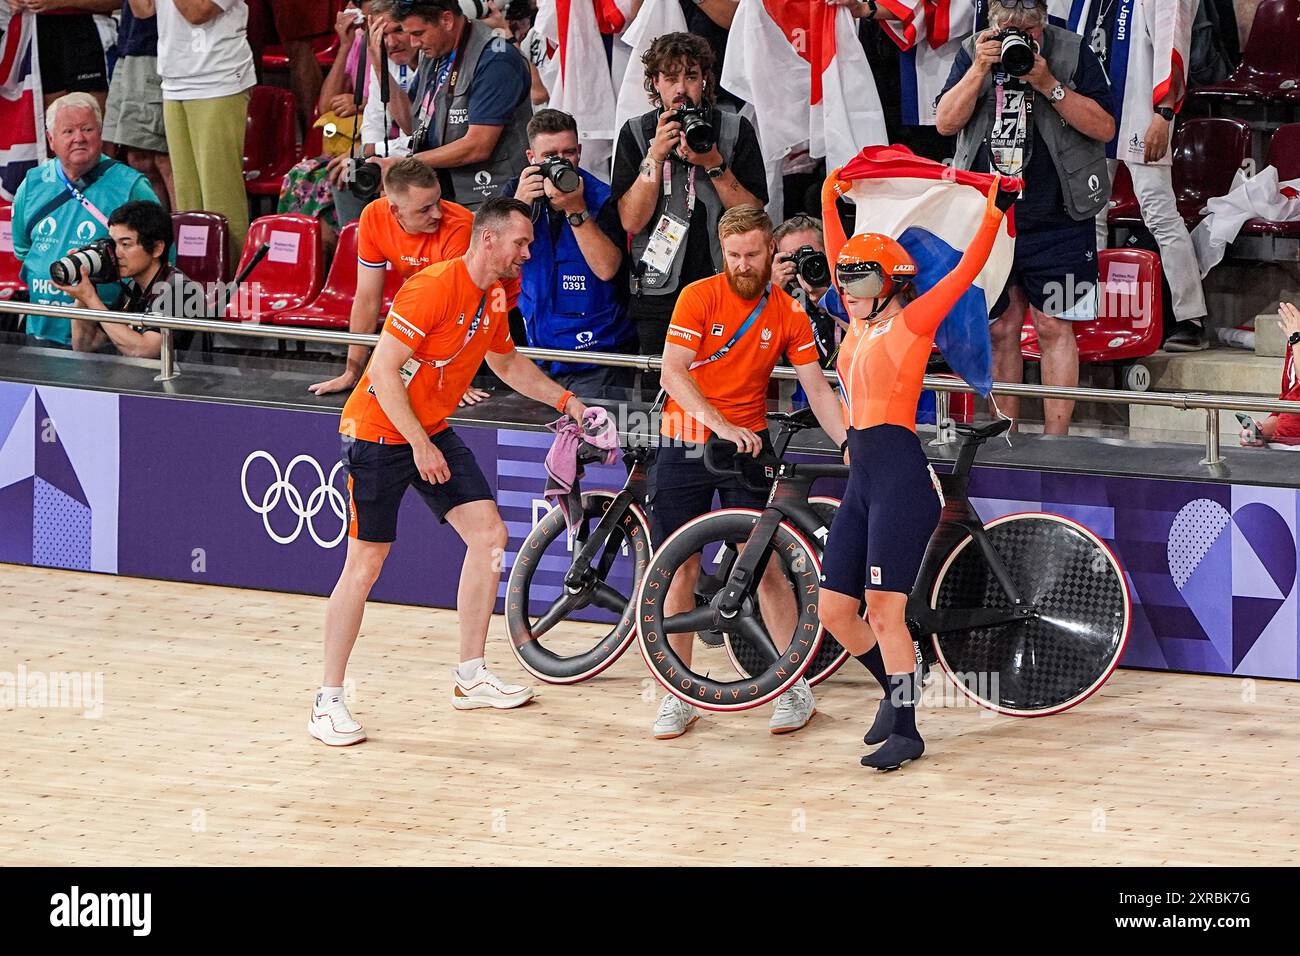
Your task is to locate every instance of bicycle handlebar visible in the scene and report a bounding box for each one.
[702,436,781,493]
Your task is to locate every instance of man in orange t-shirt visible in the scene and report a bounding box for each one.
[308,157,520,397]
[308,197,588,748]
[648,205,848,741]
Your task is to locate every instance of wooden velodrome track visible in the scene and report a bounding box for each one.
[2,562,1298,867]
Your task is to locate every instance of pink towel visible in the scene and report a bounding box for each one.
[544,408,619,533]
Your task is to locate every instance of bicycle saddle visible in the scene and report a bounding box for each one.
[954,418,1012,441]
[767,407,818,431]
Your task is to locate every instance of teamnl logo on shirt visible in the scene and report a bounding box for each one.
[50,886,151,936]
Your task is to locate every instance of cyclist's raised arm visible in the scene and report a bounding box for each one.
[904,180,1016,337]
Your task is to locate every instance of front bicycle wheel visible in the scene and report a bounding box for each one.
[929,512,1131,716]
[723,496,849,686]
[637,509,824,712]
[506,490,651,684]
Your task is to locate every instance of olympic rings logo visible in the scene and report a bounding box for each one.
[240,451,348,548]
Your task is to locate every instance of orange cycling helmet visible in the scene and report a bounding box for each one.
[835,233,918,300]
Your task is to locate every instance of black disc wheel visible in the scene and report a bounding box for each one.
[929,512,1131,716]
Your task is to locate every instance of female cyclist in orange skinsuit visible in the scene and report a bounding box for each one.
[818,177,1015,770]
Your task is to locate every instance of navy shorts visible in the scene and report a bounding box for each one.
[820,425,942,597]
[992,220,1099,321]
[647,431,775,546]
[343,428,492,543]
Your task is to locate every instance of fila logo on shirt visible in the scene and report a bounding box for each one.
[710,323,724,336]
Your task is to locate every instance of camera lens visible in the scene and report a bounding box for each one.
[350,160,383,200]
[999,31,1035,77]
[540,157,581,194]
[50,257,77,286]
[679,107,716,153]
[797,250,830,288]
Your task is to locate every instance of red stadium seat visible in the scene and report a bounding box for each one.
[1170,118,1252,226]
[1242,123,1300,237]
[223,214,325,323]
[0,205,26,300]
[244,86,299,200]
[267,221,403,329]
[1192,0,1300,108]
[171,212,231,301]
[261,34,340,71]
[1021,249,1163,375]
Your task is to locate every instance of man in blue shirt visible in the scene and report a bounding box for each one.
[12,93,160,347]
[937,0,1114,436]
[502,109,633,399]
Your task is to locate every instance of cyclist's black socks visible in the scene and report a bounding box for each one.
[858,646,897,745]
[887,671,921,740]
[854,645,889,690]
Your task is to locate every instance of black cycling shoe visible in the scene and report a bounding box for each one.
[863,697,895,745]
[861,733,925,771]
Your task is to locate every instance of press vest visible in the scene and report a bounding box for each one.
[520,169,632,372]
[951,25,1110,220]
[626,107,742,297]
[429,20,531,208]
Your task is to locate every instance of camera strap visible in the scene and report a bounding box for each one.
[688,285,770,371]
[661,162,697,217]
[988,74,1032,178]
[54,161,112,229]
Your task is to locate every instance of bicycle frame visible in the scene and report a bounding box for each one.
[560,444,651,594]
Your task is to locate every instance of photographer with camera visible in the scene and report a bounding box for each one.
[499,109,634,399]
[11,93,161,347]
[772,214,836,364]
[612,32,767,360]
[936,0,1114,436]
[373,0,531,210]
[51,201,204,359]
[308,157,517,399]
[326,1,422,224]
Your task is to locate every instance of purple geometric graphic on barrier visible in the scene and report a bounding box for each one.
[0,476,33,564]
[32,476,92,570]
[34,393,88,508]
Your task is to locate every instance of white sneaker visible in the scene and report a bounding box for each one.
[653,693,700,739]
[769,678,816,735]
[452,664,535,710]
[307,690,366,746]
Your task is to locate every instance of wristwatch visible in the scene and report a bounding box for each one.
[1288,330,1300,348]
[567,210,590,227]
[1047,83,1066,102]
[705,159,728,179]
[1155,106,1175,121]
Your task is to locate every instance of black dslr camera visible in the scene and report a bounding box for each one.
[782,244,830,290]
[340,157,384,201]
[673,103,716,153]
[994,27,1038,77]
[49,237,117,286]
[537,156,581,194]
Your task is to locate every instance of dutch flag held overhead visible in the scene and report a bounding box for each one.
[822,145,1020,397]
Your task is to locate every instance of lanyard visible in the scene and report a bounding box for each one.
[689,285,769,370]
[419,49,457,120]
[661,162,697,218]
[55,163,109,228]
[416,291,489,374]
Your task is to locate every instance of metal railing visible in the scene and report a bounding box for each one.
[4,297,1299,468]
